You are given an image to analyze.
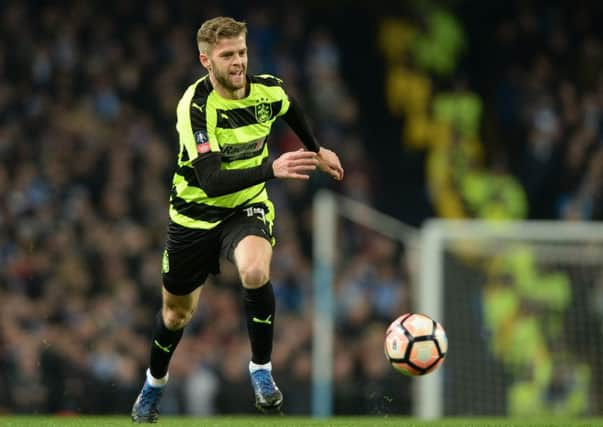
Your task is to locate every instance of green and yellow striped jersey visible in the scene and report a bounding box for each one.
[169,74,290,230]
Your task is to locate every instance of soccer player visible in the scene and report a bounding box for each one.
[131,16,344,422]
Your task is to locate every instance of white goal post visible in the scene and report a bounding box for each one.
[312,190,419,417]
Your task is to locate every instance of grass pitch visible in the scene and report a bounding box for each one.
[1,416,602,427]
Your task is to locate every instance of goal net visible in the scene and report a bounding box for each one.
[418,219,603,418]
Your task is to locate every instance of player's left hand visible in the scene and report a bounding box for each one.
[317,147,344,181]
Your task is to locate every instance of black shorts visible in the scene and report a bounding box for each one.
[161,202,274,296]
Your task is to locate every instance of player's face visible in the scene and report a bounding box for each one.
[208,35,248,94]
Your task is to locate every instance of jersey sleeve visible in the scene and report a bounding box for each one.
[282,96,320,152]
[279,90,291,118]
[276,78,291,118]
[177,94,219,162]
[189,100,220,158]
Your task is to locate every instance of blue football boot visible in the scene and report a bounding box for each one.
[250,369,283,413]
[131,380,164,423]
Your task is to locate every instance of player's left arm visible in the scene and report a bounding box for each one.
[282,97,344,181]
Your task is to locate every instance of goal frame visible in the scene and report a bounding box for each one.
[418,219,603,419]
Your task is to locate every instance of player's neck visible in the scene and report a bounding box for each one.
[210,74,248,100]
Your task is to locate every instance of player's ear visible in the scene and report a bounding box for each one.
[199,52,210,69]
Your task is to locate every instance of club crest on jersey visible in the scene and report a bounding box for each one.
[255,102,272,123]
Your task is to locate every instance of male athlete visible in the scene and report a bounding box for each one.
[131,16,344,422]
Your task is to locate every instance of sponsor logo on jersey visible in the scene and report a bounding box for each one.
[221,137,266,161]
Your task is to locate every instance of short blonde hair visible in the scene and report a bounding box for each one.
[197,16,247,53]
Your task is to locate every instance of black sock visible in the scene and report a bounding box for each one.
[243,282,275,364]
[149,311,184,379]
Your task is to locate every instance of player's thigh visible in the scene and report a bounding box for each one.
[219,203,274,286]
[220,203,274,263]
[233,234,273,273]
[233,235,272,288]
[162,227,221,297]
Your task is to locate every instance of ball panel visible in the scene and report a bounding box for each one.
[434,323,448,354]
[402,313,434,336]
[386,313,412,336]
[409,340,440,370]
[384,328,410,360]
[391,361,422,376]
[423,356,445,374]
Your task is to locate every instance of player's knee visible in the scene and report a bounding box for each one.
[239,264,269,289]
[163,306,193,330]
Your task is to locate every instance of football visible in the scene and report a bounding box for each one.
[384,312,448,376]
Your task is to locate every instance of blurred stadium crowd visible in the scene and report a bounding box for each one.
[0,0,408,415]
[0,0,601,416]
[380,1,602,222]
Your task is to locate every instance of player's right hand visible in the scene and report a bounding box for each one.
[272,149,318,180]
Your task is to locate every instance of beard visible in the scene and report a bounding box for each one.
[213,64,246,93]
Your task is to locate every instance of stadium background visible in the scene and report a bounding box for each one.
[1,0,602,416]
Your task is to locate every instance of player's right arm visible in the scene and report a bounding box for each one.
[280,92,344,181]
[193,150,318,197]
[183,97,317,198]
